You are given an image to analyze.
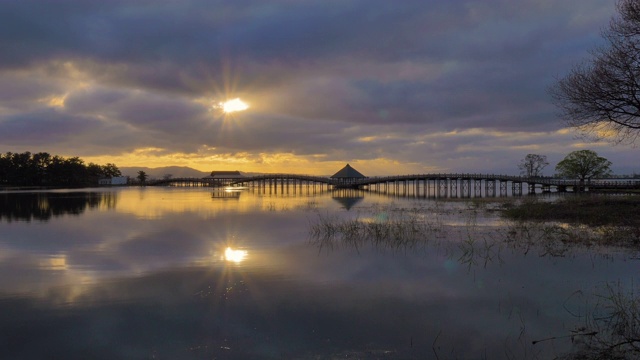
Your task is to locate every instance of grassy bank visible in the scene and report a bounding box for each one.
[499,194,640,251]
[501,194,640,227]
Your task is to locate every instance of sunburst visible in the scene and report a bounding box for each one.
[221,98,249,113]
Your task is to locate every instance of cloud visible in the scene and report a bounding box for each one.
[2,0,637,175]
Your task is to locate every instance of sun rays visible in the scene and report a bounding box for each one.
[221,98,249,113]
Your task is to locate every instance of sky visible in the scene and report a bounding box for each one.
[1,0,637,176]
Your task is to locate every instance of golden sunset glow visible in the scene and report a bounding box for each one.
[221,98,249,113]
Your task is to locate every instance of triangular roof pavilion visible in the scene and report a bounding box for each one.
[207,170,245,179]
[331,164,366,179]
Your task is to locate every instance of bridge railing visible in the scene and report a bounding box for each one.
[145,174,640,189]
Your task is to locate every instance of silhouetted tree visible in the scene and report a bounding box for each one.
[0,154,8,185]
[86,163,104,183]
[0,152,121,187]
[555,150,612,184]
[102,163,122,177]
[137,170,148,184]
[31,152,51,185]
[10,152,33,185]
[518,154,549,177]
[87,162,122,184]
[58,157,86,186]
[550,0,640,144]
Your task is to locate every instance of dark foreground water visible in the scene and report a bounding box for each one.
[0,187,636,359]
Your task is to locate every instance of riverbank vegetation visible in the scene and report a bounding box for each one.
[0,151,121,188]
[502,195,639,227]
[307,195,640,359]
[555,282,640,360]
[309,207,442,252]
[309,194,640,253]
[501,195,640,249]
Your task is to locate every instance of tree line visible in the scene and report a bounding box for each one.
[0,152,121,187]
[518,149,613,184]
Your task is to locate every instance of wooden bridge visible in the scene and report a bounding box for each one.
[146,174,333,188]
[145,173,640,196]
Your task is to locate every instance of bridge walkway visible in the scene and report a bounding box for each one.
[145,174,640,193]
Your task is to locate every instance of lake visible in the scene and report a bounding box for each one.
[0,187,636,359]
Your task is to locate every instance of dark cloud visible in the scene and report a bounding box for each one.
[1,0,637,174]
[0,109,96,144]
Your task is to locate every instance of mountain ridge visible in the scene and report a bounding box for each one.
[119,166,209,179]
[119,166,264,179]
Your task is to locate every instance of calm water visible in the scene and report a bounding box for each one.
[0,187,636,359]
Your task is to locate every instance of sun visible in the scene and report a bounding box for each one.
[221,98,249,113]
[224,247,247,263]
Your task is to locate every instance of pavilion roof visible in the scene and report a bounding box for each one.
[330,164,366,179]
[208,170,245,178]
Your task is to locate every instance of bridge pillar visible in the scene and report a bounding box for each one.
[512,182,522,195]
[485,180,495,197]
[500,181,508,196]
[438,178,448,197]
[450,179,457,197]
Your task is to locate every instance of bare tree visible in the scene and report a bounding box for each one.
[549,0,640,145]
[518,154,549,177]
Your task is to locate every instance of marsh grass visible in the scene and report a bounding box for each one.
[455,202,505,269]
[501,195,640,251]
[548,282,640,360]
[308,204,448,252]
[502,195,640,227]
[309,201,512,272]
[309,195,640,260]
[309,212,428,252]
[307,197,640,359]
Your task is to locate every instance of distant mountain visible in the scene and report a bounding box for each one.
[119,166,210,179]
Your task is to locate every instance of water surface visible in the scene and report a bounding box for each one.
[0,187,635,359]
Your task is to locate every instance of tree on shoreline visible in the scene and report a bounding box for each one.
[137,171,148,185]
[555,150,612,184]
[550,0,640,144]
[0,152,121,187]
[518,154,549,177]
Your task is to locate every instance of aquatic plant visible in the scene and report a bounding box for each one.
[543,282,640,360]
[308,207,444,252]
[500,195,640,254]
[502,195,640,228]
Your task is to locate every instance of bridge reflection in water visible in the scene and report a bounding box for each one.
[150,173,640,197]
